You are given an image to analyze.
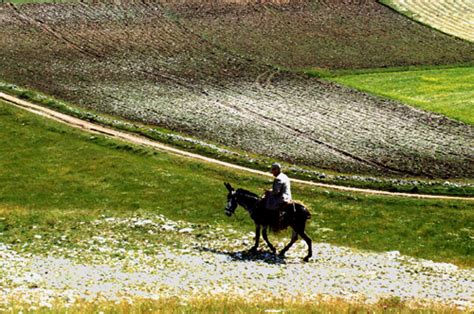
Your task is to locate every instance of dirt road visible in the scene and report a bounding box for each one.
[1,91,472,201]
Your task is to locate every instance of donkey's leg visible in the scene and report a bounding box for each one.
[296,228,312,262]
[250,224,261,253]
[279,230,298,258]
[262,226,276,254]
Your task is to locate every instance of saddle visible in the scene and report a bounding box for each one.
[271,202,296,230]
[281,201,296,215]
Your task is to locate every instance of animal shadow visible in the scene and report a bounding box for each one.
[194,246,287,265]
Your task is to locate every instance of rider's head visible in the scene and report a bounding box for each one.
[271,162,281,177]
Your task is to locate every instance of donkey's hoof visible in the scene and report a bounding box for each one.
[249,247,258,254]
[278,251,286,258]
[303,256,310,262]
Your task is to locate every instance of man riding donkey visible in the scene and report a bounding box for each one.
[261,162,294,228]
[223,162,312,261]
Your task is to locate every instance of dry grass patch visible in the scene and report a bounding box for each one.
[4,294,468,313]
[383,0,474,42]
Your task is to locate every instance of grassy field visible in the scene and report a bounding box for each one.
[328,66,474,125]
[1,2,473,312]
[1,100,473,312]
[1,99,472,267]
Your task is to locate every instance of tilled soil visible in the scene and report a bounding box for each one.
[0,1,473,178]
[0,216,472,311]
[164,0,474,69]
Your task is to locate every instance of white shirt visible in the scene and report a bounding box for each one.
[273,172,292,202]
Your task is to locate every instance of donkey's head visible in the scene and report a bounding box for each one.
[224,182,238,217]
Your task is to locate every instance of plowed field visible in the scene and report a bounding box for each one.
[164,0,474,68]
[0,1,473,179]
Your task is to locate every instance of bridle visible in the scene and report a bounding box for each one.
[225,191,237,216]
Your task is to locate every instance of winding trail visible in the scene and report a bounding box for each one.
[1,91,472,201]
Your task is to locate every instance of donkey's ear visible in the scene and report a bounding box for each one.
[224,182,234,192]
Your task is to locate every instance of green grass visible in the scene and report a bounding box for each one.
[0,100,472,267]
[327,66,474,125]
[2,82,473,197]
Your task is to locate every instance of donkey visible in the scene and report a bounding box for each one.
[224,182,312,262]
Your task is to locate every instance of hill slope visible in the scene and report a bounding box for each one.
[163,0,474,69]
[0,1,473,179]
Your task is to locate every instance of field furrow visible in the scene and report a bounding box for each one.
[413,0,471,34]
[0,1,473,179]
[391,0,474,42]
[171,0,474,68]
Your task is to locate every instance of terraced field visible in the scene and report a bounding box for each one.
[384,0,474,42]
[0,1,473,179]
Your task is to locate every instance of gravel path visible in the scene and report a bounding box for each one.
[0,216,472,311]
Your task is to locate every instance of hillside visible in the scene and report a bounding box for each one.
[0,100,472,311]
[163,0,474,69]
[0,1,473,179]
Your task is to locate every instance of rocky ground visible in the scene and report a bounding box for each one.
[0,215,472,311]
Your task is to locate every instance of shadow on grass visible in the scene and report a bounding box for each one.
[194,246,287,265]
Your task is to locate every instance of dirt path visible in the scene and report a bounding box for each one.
[1,91,472,201]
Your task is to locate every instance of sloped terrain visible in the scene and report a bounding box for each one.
[385,0,474,43]
[164,0,474,69]
[0,1,473,179]
[0,97,473,311]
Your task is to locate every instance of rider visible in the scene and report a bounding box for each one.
[264,162,292,214]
